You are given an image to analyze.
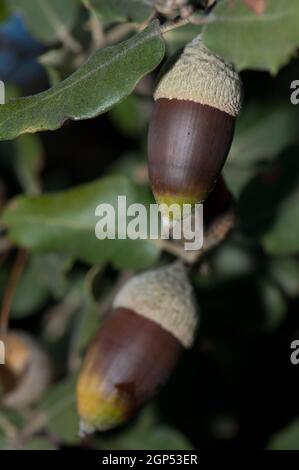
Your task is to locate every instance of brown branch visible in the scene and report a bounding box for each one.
[87,10,105,49]
[160,12,211,34]
[105,23,138,45]
[153,209,236,264]
[160,16,191,34]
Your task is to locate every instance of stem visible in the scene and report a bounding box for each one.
[160,12,211,34]
[0,412,19,441]
[88,10,105,49]
[105,23,138,45]
[0,250,28,338]
[138,10,159,32]
[40,0,82,54]
[202,210,235,254]
[160,17,191,34]
[58,30,82,55]
[154,209,236,265]
[153,238,191,261]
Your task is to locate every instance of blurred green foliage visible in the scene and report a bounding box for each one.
[0,0,299,452]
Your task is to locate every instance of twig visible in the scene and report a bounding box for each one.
[87,10,105,49]
[19,410,50,443]
[0,237,13,255]
[0,413,19,443]
[0,250,28,338]
[160,16,191,34]
[195,209,236,260]
[86,10,210,51]
[138,10,159,32]
[41,0,82,54]
[57,29,82,55]
[153,238,192,260]
[0,238,13,267]
[160,12,211,34]
[153,209,236,264]
[105,23,138,45]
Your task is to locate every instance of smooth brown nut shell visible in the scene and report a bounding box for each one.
[77,307,182,434]
[148,98,235,213]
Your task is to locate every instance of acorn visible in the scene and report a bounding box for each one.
[77,261,198,435]
[0,331,52,408]
[148,36,243,223]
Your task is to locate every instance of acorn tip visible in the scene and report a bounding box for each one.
[157,194,196,223]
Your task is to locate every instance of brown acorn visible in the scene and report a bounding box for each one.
[148,36,242,223]
[77,262,198,435]
[0,331,52,408]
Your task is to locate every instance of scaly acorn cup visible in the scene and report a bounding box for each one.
[77,261,198,435]
[148,36,243,222]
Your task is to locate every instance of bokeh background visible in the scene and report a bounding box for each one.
[0,0,299,450]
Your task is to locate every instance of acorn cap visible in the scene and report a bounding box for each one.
[113,261,198,348]
[154,35,243,117]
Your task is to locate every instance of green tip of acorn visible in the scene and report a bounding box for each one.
[77,367,129,435]
[78,403,126,436]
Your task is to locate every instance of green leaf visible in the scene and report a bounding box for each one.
[202,0,299,73]
[43,273,84,342]
[109,95,148,137]
[108,426,193,450]
[229,104,299,165]
[209,242,254,280]
[108,152,146,181]
[262,187,299,255]
[11,256,50,319]
[269,257,299,298]
[0,435,8,450]
[86,0,155,23]
[1,176,160,269]
[165,23,202,55]
[71,265,106,354]
[71,297,100,354]
[9,0,80,44]
[0,409,26,449]
[39,377,79,444]
[13,134,44,195]
[34,253,72,299]
[23,437,56,450]
[0,21,165,141]
[0,254,71,319]
[259,278,287,332]
[268,419,299,450]
[237,147,299,241]
[38,49,73,86]
[224,103,299,196]
[0,260,47,320]
[0,0,8,22]
[100,406,193,450]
